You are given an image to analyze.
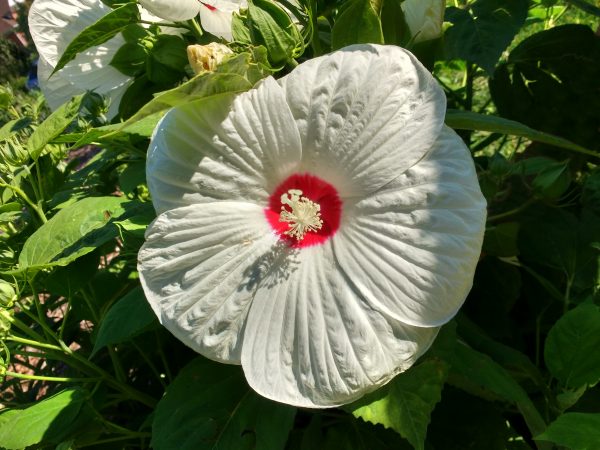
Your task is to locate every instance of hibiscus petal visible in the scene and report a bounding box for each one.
[29,0,132,118]
[37,56,77,112]
[199,0,247,40]
[241,242,439,407]
[147,77,302,214]
[138,202,279,363]
[278,44,446,197]
[401,0,445,44]
[138,0,202,22]
[332,127,487,328]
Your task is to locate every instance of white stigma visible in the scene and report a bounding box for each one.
[279,189,323,241]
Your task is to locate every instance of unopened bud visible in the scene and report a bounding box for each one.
[0,280,16,308]
[187,43,233,74]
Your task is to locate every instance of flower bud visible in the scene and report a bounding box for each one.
[0,280,16,308]
[187,43,234,74]
[401,0,445,44]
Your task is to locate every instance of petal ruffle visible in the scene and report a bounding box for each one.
[241,242,439,407]
[138,202,279,363]
[332,126,487,327]
[138,0,201,22]
[147,77,302,214]
[278,44,446,197]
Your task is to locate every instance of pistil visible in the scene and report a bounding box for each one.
[279,189,323,241]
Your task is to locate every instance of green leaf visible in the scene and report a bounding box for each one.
[531,160,571,199]
[331,0,384,50]
[16,196,130,273]
[28,95,84,160]
[149,35,188,71]
[0,388,87,449]
[535,413,600,450]
[544,303,600,388]
[0,117,32,142]
[483,222,520,257]
[299,415,412,450]
[110,42,146,76]
[52,3,140,75]
[349,359,448,450]
[445,109,600,159]
[444,0,528,73]
[443,342,546,438]
[116,52,270,133]
[152,357,296,450]
[489,25,600,155]
[247,0,302,66]
[92,286,158,356]
[146,34,188,85]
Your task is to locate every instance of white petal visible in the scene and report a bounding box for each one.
[29,0,132,118]
[138,202,279,363]
[241,243,439,407]
[199,0,247,40]
[138,0,201,22]
[147,77,302,214]
[29,0,109,67]
[333,127,487,328]
[401,0,445,44]
[278,44,446,197]
[37,56,77,111]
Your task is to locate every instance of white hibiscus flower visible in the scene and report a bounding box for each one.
[29,0,133,119]
[402,0,445,44]
[198,0,247,41]
[138,0,202,22]
[138,44,487,407]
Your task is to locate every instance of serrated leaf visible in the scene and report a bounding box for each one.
[152,357,296,450]
[535,413,600,450]
[52,3,140,75]
[0,388,87,449]
[16,196,131,273]
[444,0,528,73]
[544,303,600,388]
[92,286,158,355]
[349,359,448,450]
[28,95,84,160]
[445,109,600,159]
[331,0,384,50]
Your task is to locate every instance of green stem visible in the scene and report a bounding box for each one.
[187,18,204,40]
[4,312,46,342]
[8,336,156,408]
[3,371,101,383]
[487,197,537,222]
[309,0,323,56]
[0,182,47,223]
[132,341,167,388]
[78,434,151,448]
[81,288,126,383]
[7,335,63,352]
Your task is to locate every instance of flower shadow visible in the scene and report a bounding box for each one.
[238,242,300,292]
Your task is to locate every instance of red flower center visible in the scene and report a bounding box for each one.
[265,173,342,248]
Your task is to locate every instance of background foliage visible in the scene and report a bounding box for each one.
[0,0,599,449]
